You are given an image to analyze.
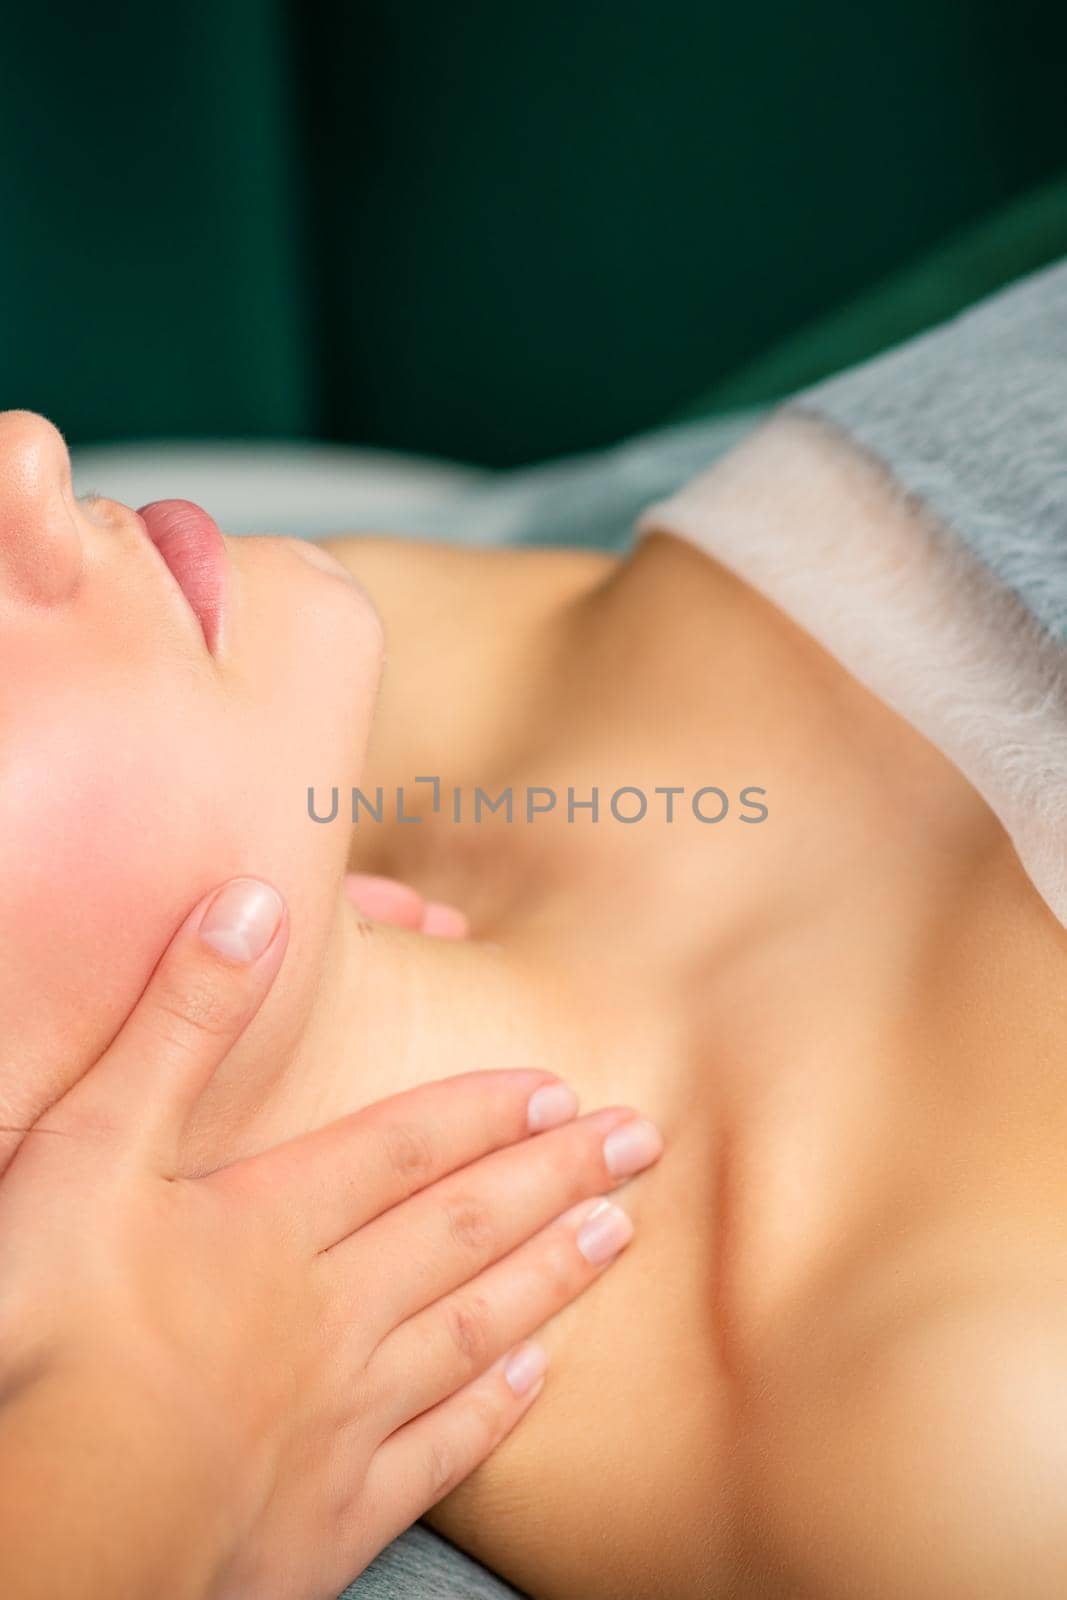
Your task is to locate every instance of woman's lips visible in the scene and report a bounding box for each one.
[136,499,228,652]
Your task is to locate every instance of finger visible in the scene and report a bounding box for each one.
[343,873,469,937]
[210,1069,581,1248]
[325,1108,662,1334]
[420,901,469,939]
[358,1340,549,1551]
[45,878,287,1168]
[365,1194,633,1432]
[344,873,425,930]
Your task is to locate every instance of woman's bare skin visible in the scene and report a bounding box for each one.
[8,402,1062,1597]
[273,417,1067,1598]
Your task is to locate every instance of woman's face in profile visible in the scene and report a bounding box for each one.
[0,409,384,1125]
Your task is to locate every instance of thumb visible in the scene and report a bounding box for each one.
[47,877,288,1170]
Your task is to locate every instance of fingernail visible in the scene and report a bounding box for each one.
[526,1081,580,1132]
[503,1341,548,1397]
[199,878,284,963]
[603,1117,663,1178]
[576,1199,634,1265]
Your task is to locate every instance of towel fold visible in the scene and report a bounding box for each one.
[638,259,1067,928]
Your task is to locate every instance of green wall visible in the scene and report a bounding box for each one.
[3,2,1065,464]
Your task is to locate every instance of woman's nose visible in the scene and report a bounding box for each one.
[0,410,83,603]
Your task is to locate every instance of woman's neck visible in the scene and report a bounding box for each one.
[332,526,1008,932]
[325,522,1067,1268]
[191,520,1067,1600]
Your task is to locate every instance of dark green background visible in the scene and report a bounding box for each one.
[2,2,1065,464]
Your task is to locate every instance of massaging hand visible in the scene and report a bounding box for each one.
[0,877,658,1600]
[344,869,469,937]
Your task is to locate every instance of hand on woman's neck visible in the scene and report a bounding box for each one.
[178,890,578,1175]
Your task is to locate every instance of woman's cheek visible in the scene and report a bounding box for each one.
[0,599,360,1131]
[0,708,230,1070]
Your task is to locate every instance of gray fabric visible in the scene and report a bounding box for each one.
[637,254,1067,928]
[339,1525,526,1600]
[787,257,1067,645]
[70,413,759,553]
[354,410,764,553]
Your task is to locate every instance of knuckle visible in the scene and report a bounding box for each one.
[544,1131,592,1201]
[539,1232,582,1300]
[446,1293,494,1372]
[34,1105,122,1146]
[425,1389,504,1503]
[425,1438,457,1500]
[152,971,241,1046]
[382,1120,436,1182]
[445,1194,496,1257]
[468,1387,504,1452]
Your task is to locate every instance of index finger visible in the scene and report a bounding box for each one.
[212,1070,580,1250]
